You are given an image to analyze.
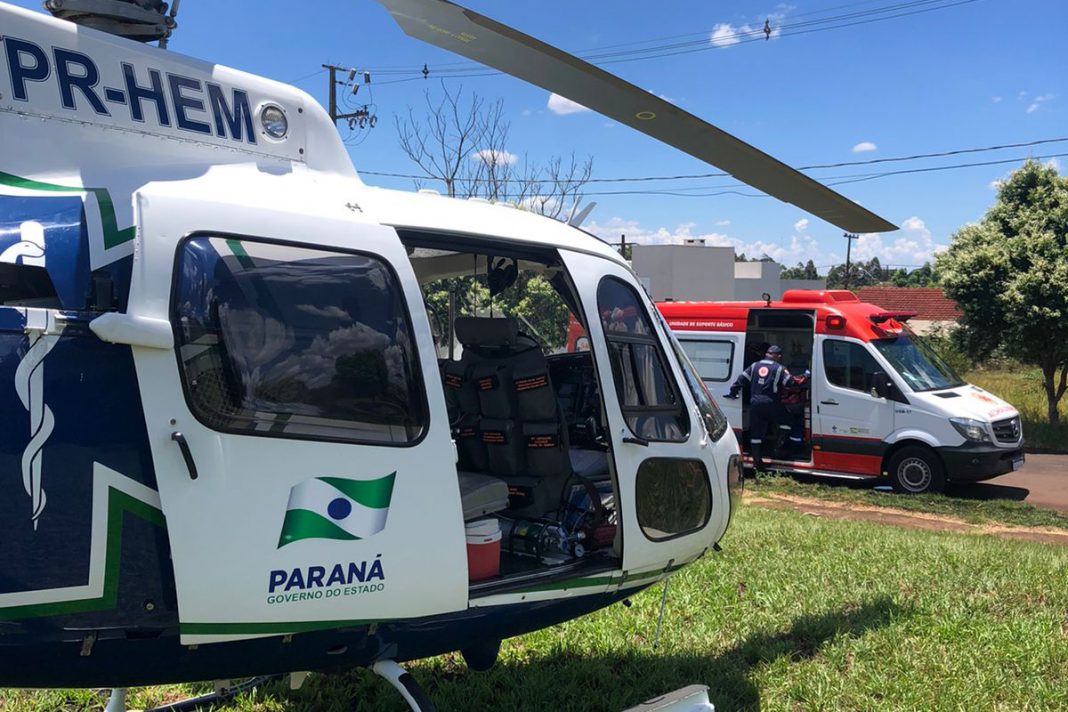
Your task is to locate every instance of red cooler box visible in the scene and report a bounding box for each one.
[465,518,502,582]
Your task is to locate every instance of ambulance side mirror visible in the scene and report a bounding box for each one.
[871,371,891,399]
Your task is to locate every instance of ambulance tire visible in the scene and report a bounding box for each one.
[888,446,945,494]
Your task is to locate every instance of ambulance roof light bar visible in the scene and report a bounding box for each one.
[870,311,918,324]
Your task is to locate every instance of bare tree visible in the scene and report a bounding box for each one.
[395,84,508,199]
[395,84,592,219]
[516,152,594,220]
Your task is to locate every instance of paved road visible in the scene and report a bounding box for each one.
[948,453,1068,513]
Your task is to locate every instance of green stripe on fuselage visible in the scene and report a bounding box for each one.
[0,171,135,249]
[0,488,165,621]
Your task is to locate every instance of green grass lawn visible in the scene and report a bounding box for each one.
[749,473,1068,531]
[5,506,1067,711]
[967,367,1068,452]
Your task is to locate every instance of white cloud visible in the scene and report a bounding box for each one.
[852,141,877,153]
[714,219,731,226]
[547,93,591,115]
[586,212,946,271]
[584,217,821,265]
[1046,157,1062,172]
[851,216,947,265]
[709,23,742,47]
[519,195,561,215]
[992,96,1002,103]
[471,149,517,166]
[520,109,532,117]
[708,8,788,48]
[1019,92,1054,113]
[794,218,809,232]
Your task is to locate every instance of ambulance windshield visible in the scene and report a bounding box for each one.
[872,334,964,392]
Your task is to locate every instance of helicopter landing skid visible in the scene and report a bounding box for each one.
[372,659,437,711]
[104,674,284,712]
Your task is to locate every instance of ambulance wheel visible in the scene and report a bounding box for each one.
[888,446,945,494]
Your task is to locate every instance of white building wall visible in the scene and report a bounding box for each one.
[781,279,828,294]
[631,244,827,301]
[631,244,735,301]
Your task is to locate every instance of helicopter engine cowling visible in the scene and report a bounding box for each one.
[44,0,176,43]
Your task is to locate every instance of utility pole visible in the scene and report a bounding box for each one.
[843,232,858,290]
[324,64,376,129]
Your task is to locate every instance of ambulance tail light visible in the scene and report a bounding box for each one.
[825,315,846,330]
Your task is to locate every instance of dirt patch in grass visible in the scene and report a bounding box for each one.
[746,492,1068,546]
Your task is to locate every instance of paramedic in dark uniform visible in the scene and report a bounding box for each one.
[724,345,807,471]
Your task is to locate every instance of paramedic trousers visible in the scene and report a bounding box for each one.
[784,403,805,450]
[749,396,783,469]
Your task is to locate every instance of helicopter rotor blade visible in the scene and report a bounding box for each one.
[374,0,897,233]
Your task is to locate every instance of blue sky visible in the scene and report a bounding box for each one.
[9,0,1066,272]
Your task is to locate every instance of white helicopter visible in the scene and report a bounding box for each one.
[0,0,896,709]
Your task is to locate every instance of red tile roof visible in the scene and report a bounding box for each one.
[856,287,963,321]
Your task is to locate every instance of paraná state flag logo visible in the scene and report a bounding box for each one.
[278,473,396,548]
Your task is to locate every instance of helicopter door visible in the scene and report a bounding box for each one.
[123,195,466,644]
[561,251,719,574]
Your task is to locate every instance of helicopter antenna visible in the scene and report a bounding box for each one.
[44,0,180,46]
[568,201,597,227]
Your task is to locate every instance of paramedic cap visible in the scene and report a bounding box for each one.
[766,345,783,355]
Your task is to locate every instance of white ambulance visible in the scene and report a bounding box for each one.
[659,290,1025,493]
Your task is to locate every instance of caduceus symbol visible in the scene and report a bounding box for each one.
[9,221,57,531]
[14,331,56,531]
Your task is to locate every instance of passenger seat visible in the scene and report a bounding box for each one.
[451,316,572,514]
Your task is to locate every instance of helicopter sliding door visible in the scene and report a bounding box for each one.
[560,251,729,575]
[123,190,467,644]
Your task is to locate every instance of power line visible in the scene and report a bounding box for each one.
[579,152,1068,197]
[363,0,910,73]
[358,136,1068,185]
[361,0,981,80]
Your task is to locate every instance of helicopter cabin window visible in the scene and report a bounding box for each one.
[597,277,689,442]
[635,458,712,541]
[0,262,61,308]
[172,236,427,445]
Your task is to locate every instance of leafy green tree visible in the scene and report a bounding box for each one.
[826,258,880,290]
[780,262,804,279]
[907,262,935,287]
[423,272,571,353]
[803,259,820,280]
[494,272,571,349]
[780,259,820,280]
[938,160,1068,424]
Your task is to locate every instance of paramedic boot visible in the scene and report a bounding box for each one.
[751,442,766,473]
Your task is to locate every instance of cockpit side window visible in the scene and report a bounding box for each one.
[172,235,428,446]
[596,277,689,442]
